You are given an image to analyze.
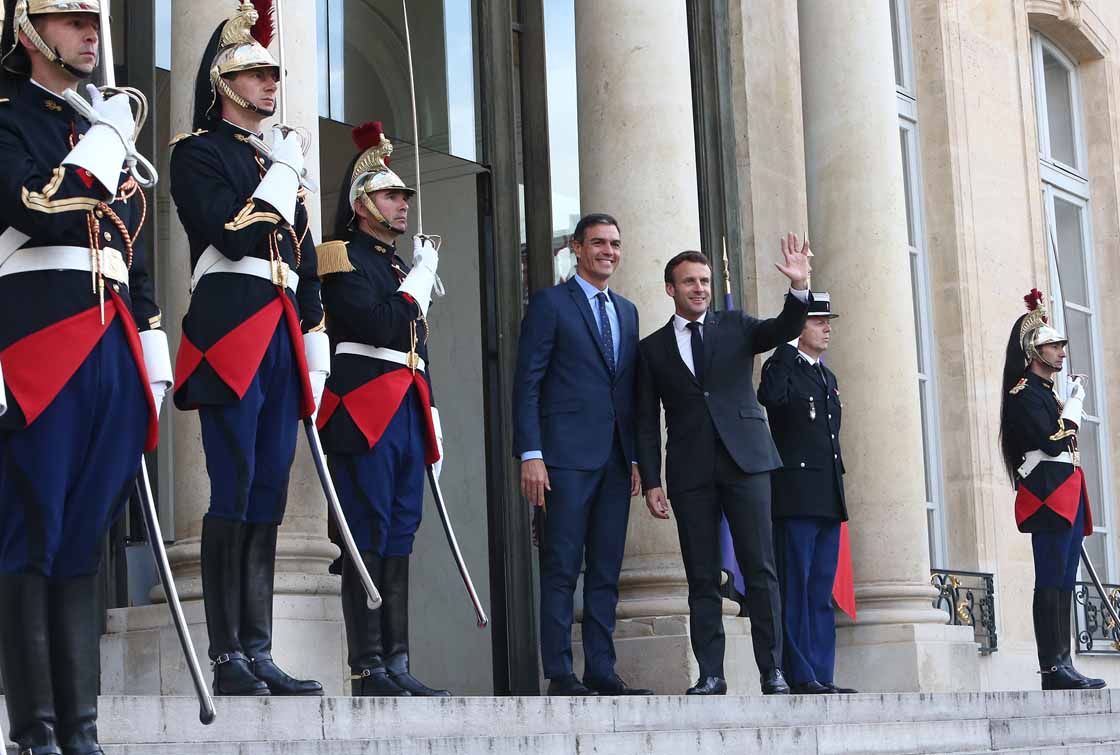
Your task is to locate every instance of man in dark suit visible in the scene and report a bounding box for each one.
[637,237,811,695]
[758,293,857,695]
[513,213,651,696]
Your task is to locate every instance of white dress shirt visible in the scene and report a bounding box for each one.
[674,288,810,375]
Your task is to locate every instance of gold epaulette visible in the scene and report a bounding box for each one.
[1009,378,1028,395]
[317,240,355,277]
[0,98,10,105]
[169,129,207,147]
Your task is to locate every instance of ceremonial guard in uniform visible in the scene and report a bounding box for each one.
[758,293,856,695]
[169,1,326,697]
[0,1,171,752]
[1000,289,1105,691]
[316,122,449,697]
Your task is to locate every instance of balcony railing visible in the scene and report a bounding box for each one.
[931,569,997,654]
[1074,581,1120,654]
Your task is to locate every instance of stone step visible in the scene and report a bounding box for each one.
[4,692,1120,754]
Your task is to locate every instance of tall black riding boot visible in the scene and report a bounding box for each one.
[201,517,268,696]
[1058,589,1106,689]
[381,556,451,697]
[342,551,408,696]
[49,576,103,755]
[241,523,323,696]
[0,574,63,755]
[1035,588,1088,690]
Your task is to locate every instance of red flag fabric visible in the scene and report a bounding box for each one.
[832,521,856,619]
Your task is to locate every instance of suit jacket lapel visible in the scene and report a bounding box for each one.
[663,317,700,387]
[568,277,612,372]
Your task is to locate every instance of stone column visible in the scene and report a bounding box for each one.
[101,0,346,696]
[573,0,751,694]
[797,0,977,691]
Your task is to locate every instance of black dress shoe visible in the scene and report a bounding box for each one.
[790,680,832,694]
[761,669,790,695]
[1041,664,1097,691]
[584,674,654,696]
[251,658,325,696]
[547,674,598,696]
[212,653,269,696]
[824,682,859,694]
[686,676,727,695]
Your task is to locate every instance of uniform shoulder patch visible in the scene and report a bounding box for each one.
[317,240,355,277]
[1009,378,1028,395]
[169,129,207,147]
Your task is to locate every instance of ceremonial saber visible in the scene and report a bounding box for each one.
[402,0,423,235]
[427,468,488,628]
[246,0,319,193]
[135,463,216,725]
[304,419,382,609]
[1080,546,1120,650]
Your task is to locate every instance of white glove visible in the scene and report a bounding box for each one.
[303,331,331,416]
[270,126,306,178]
[140,329,173,419]
[0,357,6,417]
[1069,375,1087,403]
[1061,376,1084,428]
[251,126,303,226]
[430,406,444,481]
[62,85,136,195]
[398,235,440,316]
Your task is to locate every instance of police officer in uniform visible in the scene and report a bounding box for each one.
[1000,289,1104,690]
[169,1,326,697]
[0,1,171,751]
[758,293,856,695]
[315,121,448,697]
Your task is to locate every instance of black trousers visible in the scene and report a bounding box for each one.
[669,442,782,679]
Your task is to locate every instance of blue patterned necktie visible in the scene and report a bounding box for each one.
[596,292,616,373]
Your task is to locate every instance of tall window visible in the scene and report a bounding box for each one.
[891,0,947,568]
[1031,33,1115,579]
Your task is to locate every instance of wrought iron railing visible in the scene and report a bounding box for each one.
[930,569,997,654]
[1074,581,1120,654]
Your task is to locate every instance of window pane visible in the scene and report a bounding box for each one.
[155,0,170,70]
[544,0,580,283]
[1064,307,1096,416]
[321,0,480,162]
[1079,420,1104,536]
[890,0,905,88]
[909,253,924,371]
[1043,49,1078,168]
[1053,197,1088,307]
[919,385,934,504]
[927,508,940,570]
[900,128,915,246]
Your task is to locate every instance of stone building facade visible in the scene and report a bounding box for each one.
[97,0,1120,697]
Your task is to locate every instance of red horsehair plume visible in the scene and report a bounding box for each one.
[1023,288,1048,322]
[352,122,390,165]
[250,0,275,49]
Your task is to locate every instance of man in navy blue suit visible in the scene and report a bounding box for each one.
[513,213,651,696]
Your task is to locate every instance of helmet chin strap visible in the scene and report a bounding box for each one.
[359,193,405,236]
[18,15,90,80]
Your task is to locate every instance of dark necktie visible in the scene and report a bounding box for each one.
[815,362,828,387]
[596,292,616,373]
[686,321,704,385]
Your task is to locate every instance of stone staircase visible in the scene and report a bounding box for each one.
[4,690,1120,754]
